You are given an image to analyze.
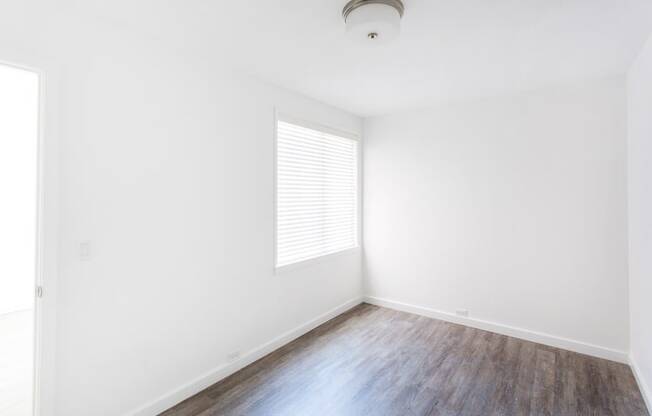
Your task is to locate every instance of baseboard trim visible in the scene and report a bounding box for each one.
[630,356,652,413]
[363,296,628,364]
[124,296,364,416]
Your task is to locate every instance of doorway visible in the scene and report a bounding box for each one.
[0,63,40,416]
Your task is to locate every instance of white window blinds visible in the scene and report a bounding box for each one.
[276,119,359,268]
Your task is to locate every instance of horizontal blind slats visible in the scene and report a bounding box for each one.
[278,221,356,234]
[278,212,355,224]
[278,137,356,156]
[278,155,356,170]
[278,230,356,247]
[276,120,358,267]
[278,236,357,259]
[279,123,355,147]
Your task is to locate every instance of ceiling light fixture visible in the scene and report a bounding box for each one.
[342,0,405,44]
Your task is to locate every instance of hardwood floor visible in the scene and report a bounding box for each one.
[161,304,648,416]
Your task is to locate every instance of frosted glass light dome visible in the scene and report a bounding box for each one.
[343,0,404,44]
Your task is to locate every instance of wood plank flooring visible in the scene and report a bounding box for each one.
[161,304,648,416]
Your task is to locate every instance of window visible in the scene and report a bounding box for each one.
[276,118,359,268]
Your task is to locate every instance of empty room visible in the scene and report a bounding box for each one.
[1,0,651,415]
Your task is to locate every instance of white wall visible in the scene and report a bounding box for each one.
[57,52,361,416]
[628,33,652,408]
[1,3,362,415]
[0,64,38,315]
[364,78,629,356]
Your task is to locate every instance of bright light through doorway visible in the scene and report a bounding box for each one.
[0,63,39,416]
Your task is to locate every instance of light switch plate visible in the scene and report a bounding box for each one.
[80,241,91,261]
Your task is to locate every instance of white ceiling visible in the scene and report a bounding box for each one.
[69,0,652,116]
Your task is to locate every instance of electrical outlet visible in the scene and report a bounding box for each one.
[455,309,469,317]
[80,241,91,261]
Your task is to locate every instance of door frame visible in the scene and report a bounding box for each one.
[0,56,59,416]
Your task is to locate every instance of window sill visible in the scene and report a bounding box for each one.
[274,246,361,275]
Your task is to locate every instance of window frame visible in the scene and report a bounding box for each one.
[273,111,362,273]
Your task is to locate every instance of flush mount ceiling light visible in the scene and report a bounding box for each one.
[342,0,405,44]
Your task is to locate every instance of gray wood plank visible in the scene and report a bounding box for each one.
[161,304,649,416]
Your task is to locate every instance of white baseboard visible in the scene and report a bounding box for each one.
[363,296,629,364]
[124,297,363,416]
[630,356,652,413]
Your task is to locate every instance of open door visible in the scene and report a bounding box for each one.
[0,62,40,416]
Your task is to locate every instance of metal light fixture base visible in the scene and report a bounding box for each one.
[342,0,405,22]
